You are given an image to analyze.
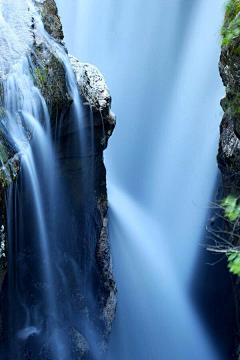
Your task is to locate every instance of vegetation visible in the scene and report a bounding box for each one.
[0,107,5,118]
[221,194,240,221]
[207,194,240,275]
[35,66,48,88]
[221,0,240,47]
[223,90,240,118]
[0,142,9,165]
[227,252,240,275]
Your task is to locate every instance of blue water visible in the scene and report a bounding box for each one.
[0,1,108,357]
[56,0,235,359]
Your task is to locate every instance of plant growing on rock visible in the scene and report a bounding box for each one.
[227,252,240,275]
[207,193,240,276]
[221,0,240,48]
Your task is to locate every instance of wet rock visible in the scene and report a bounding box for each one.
[218,43,240,191]
[217,4,240,356]
[0,0,117,358]
[69,326,91,359]
[35,0,64,41]
[0,0,70,283]
[96,195,117,349]
[68,54,117,352]
[30,43,72,122]
[69,55,116,150]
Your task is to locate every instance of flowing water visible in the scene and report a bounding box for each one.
[0,0,103,358]
[0,0,235,358]
[55,0,236,359]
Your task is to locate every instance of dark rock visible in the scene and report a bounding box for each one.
[69,326,91,359]
[217,4,240,357]
[35,0,64,41]
[0,0,117,358]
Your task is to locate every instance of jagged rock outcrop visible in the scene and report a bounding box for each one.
[0,0,117,358]
[69,55,117,352]
[69,55,115,149]
[37,0,64,41]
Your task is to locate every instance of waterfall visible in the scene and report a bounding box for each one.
[4,57,66,359]
[0,0,107,358]
[56,0,235,359]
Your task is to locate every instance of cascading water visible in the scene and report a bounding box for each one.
[4,57,65,359]
[0,0,108,359]
[56,0,236,359]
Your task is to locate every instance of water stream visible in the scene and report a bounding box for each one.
[0,0,235,358]
[0,0,101,358]
[55,0,235,359]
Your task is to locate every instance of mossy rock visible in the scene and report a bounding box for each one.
[31,42,72,123]
[221,0,240,49]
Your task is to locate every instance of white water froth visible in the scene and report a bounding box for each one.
[0,0,32,74]
[17,326,41,340]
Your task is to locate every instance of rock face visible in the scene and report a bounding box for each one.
[69,55,117,347]
[218,1,240,356]
[0,0,117,358]
[69,55,115,149]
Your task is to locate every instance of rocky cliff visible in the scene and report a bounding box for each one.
[0,0,117,358]
[217,0,240,357]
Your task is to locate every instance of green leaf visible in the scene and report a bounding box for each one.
[228,253,237,261]
[233,28,240,36]
[221,195,240,221]
[227,253,240,276]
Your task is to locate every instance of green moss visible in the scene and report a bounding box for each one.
[229,96,240,116]
[0,107,5,118]
[221,0,240,47]
[0,142,19,188]
[0,170,9,188]
[0,143,9,165]
[35,66,48,88]
[222,90,240,117]
[0,82,3,105]
[30,45,72,120]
